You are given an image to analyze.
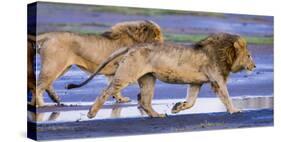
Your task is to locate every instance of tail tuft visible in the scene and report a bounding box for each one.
[66,84,80,89]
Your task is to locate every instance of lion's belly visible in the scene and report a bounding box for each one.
[153,70,208,84]
[76,58,118,76]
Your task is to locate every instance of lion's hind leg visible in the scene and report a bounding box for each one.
[138,74,166,118]
[106,76,131,103]
[171,84,202,113]
[87,51,151,118]
[87,78,131,118]
[35,55,71,107]
[45,65,72,105]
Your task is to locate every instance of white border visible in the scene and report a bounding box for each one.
[0,0,279,142]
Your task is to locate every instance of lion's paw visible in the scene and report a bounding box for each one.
[171,102,184,114]
[228,108,242,114]
[87,111,97,119]
[116,97,131,103]
[151,113,167,118]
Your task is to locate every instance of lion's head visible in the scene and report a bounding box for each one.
[195,33,256,78]
[231,37,256,73]
[101,20,164,43]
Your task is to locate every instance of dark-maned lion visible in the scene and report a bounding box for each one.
[28,20,164,107]
[69,33,256,118]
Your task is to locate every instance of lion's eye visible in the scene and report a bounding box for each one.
[143,27,148,32]
[247,55,250,58]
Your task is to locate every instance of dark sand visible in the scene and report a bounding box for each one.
[28,108,273,141]
[28,96,273,140]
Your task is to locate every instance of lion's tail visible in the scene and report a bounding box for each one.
[66,47,129,89]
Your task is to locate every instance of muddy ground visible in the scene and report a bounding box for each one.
[28,109,273,141]
[28,97,273,140]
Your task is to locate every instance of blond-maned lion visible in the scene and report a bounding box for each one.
[28,20,164,107]
[69,33,256,118]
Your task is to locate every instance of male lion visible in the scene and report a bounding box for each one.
[69,33,256,118]
[28,20,164,107]
[27,35,36,98]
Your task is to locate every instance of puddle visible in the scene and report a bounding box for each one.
[233,96,273,109]
[28,96,273,123]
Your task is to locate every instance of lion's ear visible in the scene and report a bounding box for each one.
[101,31,121,40]
[145,20,161,35]
[233,41,240,49]
[234,38,247,49]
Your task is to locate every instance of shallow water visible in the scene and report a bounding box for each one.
[28,96,273,123]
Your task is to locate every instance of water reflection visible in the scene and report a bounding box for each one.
[28,111,60,122]
[110,103,147,118]
[28,96,273,123]
[233,96,273,109]
[110,103,122,118]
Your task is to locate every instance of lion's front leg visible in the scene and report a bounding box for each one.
[171,84,201,113]
[211,81,241,114]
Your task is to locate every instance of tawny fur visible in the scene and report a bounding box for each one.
[75,33,256,118]
[27,36,36,97]
[28,20,164,107]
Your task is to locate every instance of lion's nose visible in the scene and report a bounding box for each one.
[254,65,256,68]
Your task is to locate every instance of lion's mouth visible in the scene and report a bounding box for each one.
[245,66,255,74]
[246,67,252,71]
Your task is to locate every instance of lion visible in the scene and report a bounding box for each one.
[68,33,256,118]
[27,36,36,97]
[28,20,164,107]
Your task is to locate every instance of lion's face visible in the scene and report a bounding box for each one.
[231,38,256,73]
[139,20,164,43]
[102,20,164,43]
